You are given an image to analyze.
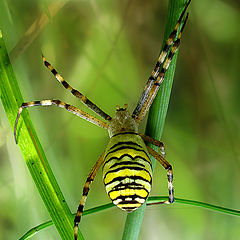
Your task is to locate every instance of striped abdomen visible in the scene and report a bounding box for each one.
[102,133,152,212]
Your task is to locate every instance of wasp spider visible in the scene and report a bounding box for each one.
[14,1,191,239]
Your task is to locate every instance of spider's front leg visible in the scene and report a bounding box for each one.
[132,0,191,124]
[14,100,108,144]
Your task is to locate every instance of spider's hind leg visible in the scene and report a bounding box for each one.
[146,146,174,204]
[74,153,105,240]
[139,133,166,158]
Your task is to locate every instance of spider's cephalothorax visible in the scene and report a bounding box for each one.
[14,1,191,239]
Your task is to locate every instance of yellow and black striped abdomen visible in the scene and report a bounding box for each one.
[102,133,152,212]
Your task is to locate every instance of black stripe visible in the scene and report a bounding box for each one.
[156,61,161,68]
[168,51,174,61]
[103,154,151,169]
[105,175,152,186]
[109,141,143,151]
[51,69,57,75]
[104,166,151,181]
[111,132,138,138]
[54,100,61,105]
[110,161,145,169]
[74,216,80,223]
[44,61,50,67]
[175,38,180,46]
[105,146,149,159]
[112,181,146,190]
[62,80,69,88]
[162,43,170,52]
[34,101,41,105]
[110,185,149,194]
[149,76,155,81]
[112,194,148,202]
[77,204,83,212]
[161,67,167,73]
[65,103,70,109]
[169,30,177,41]
[71,89,79,95]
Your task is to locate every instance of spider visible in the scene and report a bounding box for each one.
[14,1,190,239]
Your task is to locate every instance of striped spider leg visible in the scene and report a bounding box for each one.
[132,0,191,124]
[14,100,109,143]
[14,56,111,143]
[74,152,105,238]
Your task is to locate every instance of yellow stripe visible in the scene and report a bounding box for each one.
[105,177,151,194]
[104,168,151,185]
[109,188,148,200]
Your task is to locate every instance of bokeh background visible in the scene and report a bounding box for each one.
[0,0,239,239]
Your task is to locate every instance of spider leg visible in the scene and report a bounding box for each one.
[132,0,191,124]
[138,133,165,158]
[42,55,112,121]
[14,100,108,143]
[146,146,174,204]
[74,153,105,240]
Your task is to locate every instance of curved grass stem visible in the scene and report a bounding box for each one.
[19,197,240,240]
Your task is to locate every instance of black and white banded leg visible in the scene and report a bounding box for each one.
[146,146,174,204]
[14,100,108,143]
[132,0,191,124]
[74,153,105,240]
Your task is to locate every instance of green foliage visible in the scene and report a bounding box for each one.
[0,0,239,240]
[19,197,239,240]
[0,31,83,240]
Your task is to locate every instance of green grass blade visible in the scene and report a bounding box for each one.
[19,196,239,240]
[0,31,84,240]
[19,203,113,240]
[148,197,240,216]
[122,0,190,239]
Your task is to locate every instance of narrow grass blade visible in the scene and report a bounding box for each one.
[0,31,84,240]
[148,197,240,216]
[122,0,191,239]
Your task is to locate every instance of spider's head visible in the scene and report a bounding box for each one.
[107,104,138,137]
[115,104,128,112]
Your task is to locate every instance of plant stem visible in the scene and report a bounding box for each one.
[0,31,84,240]
[122,0,189,239]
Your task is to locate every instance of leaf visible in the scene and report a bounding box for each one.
[0,30,84,240]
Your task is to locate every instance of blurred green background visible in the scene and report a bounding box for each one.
[0,0,239,239]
